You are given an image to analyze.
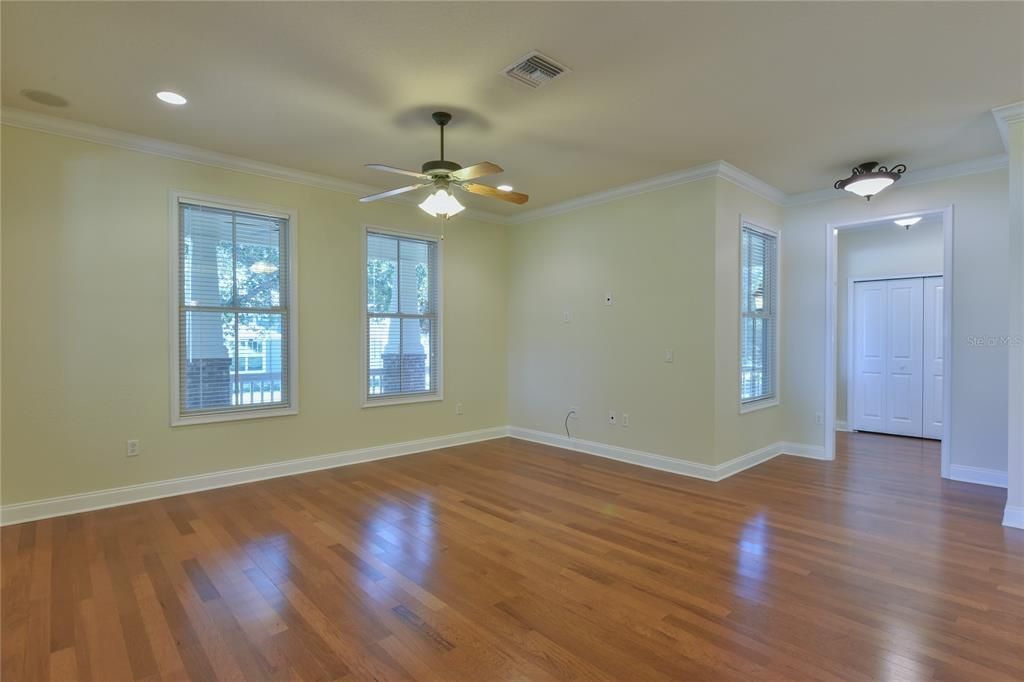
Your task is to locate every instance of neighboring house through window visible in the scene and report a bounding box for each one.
[171,193,297,424]
[364,228,441,405]
[740,220,779,410]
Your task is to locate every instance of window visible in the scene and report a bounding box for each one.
[171,193,297,424]
[740,221,778,409]
[364,228,441,405]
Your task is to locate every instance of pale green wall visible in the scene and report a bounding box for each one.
[1,126,508,504]
[712,178,785,462]
[505,177,785,466]
[506,180,719,462]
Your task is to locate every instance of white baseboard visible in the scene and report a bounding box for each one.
[836,420,851,432]
[506,427,826,482]
[949,464,1008,489]
[0,427,507,526]
[0,426,830,526]
[776,441,829,460]
[1004,505,1024,530]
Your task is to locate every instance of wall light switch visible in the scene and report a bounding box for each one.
[665,349,674,363]
[562,310,571,323]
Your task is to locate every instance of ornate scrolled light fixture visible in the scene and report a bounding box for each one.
[834,161,907,201]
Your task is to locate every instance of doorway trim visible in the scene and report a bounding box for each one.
[824,207,953,477]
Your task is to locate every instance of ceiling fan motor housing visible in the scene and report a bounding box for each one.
[422,159,461,174]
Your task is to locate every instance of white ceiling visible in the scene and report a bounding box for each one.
[3,2,1022,214]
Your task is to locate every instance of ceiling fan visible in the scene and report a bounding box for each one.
[360,111,528,218]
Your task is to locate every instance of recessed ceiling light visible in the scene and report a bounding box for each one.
[894,217,922,228]
[497,185,514,192]
[156,91,187,105]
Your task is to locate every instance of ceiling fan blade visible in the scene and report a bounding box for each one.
[365,164,429,180]
[450,162,504,182]
[460,183,529,205]
[359,183,429,203]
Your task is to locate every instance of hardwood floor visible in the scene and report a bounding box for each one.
[3,432,1022,681]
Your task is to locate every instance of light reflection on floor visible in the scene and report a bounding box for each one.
[736,510,770,601]
[363,495,437,585]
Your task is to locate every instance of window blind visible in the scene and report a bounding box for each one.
[365,231,439,402]
[177,201,292,417]
[740,224,778,404]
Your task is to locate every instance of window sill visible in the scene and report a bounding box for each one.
[739,397,779,414]
[362,393,443,408]
[172,406,298,426]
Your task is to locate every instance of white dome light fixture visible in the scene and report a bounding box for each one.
[834,162,906,201]
[497,184,514,192]
[156,91,187,105]
[894,216,922,229]
[418,187,465,219]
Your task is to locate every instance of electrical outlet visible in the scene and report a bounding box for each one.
[608,411,616,425]
[604,292,614,306]
[456,402,464,416]
[126,439,140,457]
[568,406,579,418]
[621,413,630,427]
[815,412,824,425]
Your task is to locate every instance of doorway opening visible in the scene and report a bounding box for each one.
[824,207,953,476]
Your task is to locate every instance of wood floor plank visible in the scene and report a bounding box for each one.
[3,432,1023,681]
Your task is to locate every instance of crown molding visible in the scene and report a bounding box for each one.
[0,107,510,225]
[3,106,1011,223]
[992,101,1024,150]
[783,153,1009,207]
[505,160,788,225]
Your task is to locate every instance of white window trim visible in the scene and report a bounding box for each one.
[168,190,299,426]
[361,225,444,408]
[738,216,781,414]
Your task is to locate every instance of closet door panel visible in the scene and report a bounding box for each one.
[884,278,923,437]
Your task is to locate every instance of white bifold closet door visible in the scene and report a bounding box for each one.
[922,277,944,439]
[852,276,942,439]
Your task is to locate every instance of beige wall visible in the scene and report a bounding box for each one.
[1,126,508,504]
[782,170,1010,472]
[836,219,944,424]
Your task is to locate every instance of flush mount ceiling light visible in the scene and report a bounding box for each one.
[156,91,187,105]
[894,216,922,229]
[496,184,514,192]
[834,162,907,201]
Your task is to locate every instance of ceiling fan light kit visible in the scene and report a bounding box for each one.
[360,111,528,219]
[834,161,907,201]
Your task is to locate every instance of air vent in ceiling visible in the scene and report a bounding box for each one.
[502,51,570,89]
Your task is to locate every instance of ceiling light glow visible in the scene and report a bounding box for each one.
[419,188,465,219]
[497,185,514,192]
[156,91,187,105]
[894,217,922,228]
[834,162,906,201]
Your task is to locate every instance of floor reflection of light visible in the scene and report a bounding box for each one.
[736,511,770,601]
[363,496,437,584]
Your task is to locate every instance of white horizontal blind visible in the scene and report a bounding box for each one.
[178,201,292,416]
[365,231,439,401]
[740,224,778,404]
